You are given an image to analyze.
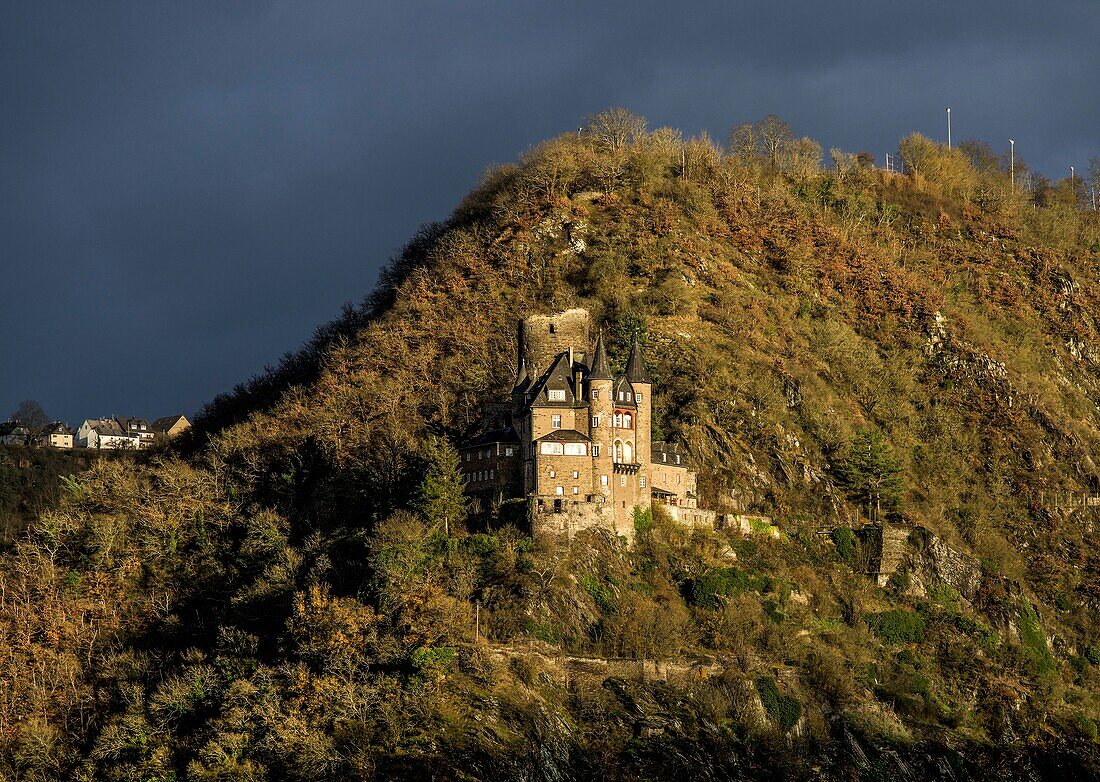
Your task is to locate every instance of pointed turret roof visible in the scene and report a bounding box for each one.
[588,330,613,380]
[624,337,652,384]
[512,358,530,392]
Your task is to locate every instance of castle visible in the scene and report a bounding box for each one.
[458,308,715,543]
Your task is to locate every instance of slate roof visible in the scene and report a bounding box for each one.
[535,429,591,443]
[624,337,653,384]
[462,427,520,448]
[588,331,613,381]
[527,352,577,408]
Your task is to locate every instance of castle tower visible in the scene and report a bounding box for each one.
[587,330,615,503]
[624,337,653,516]
[520,309,591,379]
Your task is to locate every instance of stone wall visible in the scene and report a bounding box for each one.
[662,505,716,530]
[530,497,636,546]
[520,309,591,379]
[854,521,983,598]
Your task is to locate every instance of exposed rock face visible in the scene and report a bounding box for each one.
[855,521,982,600]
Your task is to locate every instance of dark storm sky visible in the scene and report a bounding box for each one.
[3,2,1097,425]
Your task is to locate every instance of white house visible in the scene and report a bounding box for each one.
[77,419,139,449]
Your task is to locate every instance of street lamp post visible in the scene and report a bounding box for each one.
[946,108,952,149]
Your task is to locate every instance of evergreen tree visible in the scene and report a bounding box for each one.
[413,436,467,535]
[836,428,902,520]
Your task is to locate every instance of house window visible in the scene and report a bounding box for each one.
[551,414,562,429]
[540,442,564,455]
[555,486,564,495]
[572,486,579,495]
[564,443,587,456]
[592,445,600,457]
[549,469,556,478]
[601,475,608,487]
[640,477,647,488]
[572,470,579,479]
[548,389,566,401]
[591,415,599,428]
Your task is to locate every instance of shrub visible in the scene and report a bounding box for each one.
[831,527,856,564]
[1017,597,1056,676]
[754,676,802,731]
[688,568,765,610]
[867,609,926,644]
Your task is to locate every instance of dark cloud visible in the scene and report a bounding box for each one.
[2,1,1096,423]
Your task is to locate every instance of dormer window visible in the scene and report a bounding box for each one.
[548,389,566,401]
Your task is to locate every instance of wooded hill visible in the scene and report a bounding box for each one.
[3,112,1100,780]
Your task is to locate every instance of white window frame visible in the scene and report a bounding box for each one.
[549,469,556,478]
[636,393,643,403]
[601,475,608,487]
[591,415,599,428]
[572,486,579,495]
[551,414,562,429]
[572,470,579,479]
[548,389,566,401]
[564,442,587,456]
[640,476,647,488]
[592,445,600,457]
[555,485,564,496]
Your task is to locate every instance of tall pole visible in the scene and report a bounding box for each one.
[946,108,952,149]
[1009,139,1015,192]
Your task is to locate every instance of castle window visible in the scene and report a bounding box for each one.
[591,415,599,428]
[466,453,471,462]
[540,442,564,455]
[592,445,600,457]
[564,443,587,456]
[623,412,633,429]
[623,441,633,463]
[661,453,666,462]
[675,455,681,464]
[636,393,643,403]
[548,389,565,401]
[549,469,556,478]
[555,486,564,495]
[490,470,495,479]
[572,470,579,479]
[640,477,647,488]
[601,475,608,486]
[614,440,623,462]
[620,475,626,487]
[572,486,579,495]
[549,323,556,334]
[477,451,482,460]
[505,447,513,456]
[551,414,562,429]
[613,412,622,428]
[592,390,599,400]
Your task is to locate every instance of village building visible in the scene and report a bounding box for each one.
[115,417,156,447]
[459,308,715,543]
[77,419,140,449]
[0,422,30,446]
[34,422,74,449]
[151,414,191,439]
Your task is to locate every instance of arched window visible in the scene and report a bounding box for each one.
[614,440,623,462]
[613,412,623,428]
[623,412,633,429]
[623,441,634,463]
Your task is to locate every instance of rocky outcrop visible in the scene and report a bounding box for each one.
[854,520,982,600]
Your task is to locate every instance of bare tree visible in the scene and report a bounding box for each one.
[727,122,756,163]
[10,400,47,429]
[757,114,794,169]
[585,107,647,152]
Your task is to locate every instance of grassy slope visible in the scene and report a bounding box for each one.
[3,126,1100,780]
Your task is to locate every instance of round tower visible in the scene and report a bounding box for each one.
[587,330,615,502]
[624,337,653,513]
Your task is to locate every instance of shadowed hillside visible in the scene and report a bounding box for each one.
[3,112,1100,780]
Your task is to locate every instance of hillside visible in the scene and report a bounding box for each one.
[3,114,1100,780]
